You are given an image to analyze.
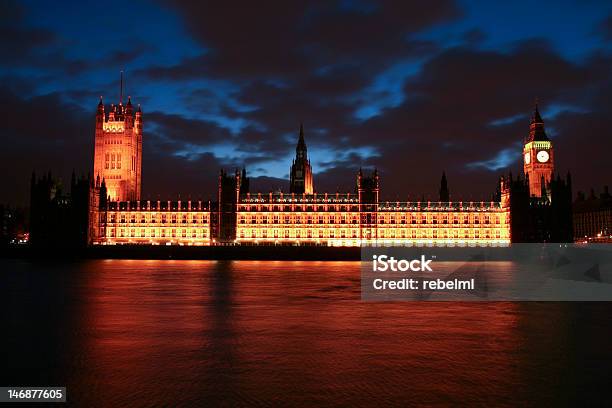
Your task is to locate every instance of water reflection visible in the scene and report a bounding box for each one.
[1,259,611,406]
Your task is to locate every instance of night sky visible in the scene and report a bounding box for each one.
[1,0,611,205]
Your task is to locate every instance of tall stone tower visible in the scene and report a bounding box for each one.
[93,75,142,202]
[289,123,314,194]
[523,104,554,197]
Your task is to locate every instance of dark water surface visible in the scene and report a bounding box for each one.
[1,259,611,407]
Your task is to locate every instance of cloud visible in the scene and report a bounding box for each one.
[142,0,459,80]
[596,15,612,41]
[2,0,612,206]
[0,87,91,204]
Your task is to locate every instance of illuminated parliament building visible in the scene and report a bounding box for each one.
[80,93,572,247]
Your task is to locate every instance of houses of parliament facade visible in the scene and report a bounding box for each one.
[41,88,566,247]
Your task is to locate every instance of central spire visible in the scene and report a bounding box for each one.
[290,123,314,194]
[297,122,306,151]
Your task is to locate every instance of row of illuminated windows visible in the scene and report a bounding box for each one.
[378,229,504,239]
[378,214,502,224]
[239,205,361,212]
[238,228,359,239]
[239,214,360,224]
[108,213,210,224]
[236,228,506,240]
[238,213,503,225]
[104,153,121,169]
[107,228,209,239]
[104,138,123,144]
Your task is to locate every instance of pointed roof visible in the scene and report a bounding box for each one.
[527,101,549,142]
[297,123,306,151]
[531,101,543,124]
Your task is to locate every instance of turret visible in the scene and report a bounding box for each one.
[439,171,449,202]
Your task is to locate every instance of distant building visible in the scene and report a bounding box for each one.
[29,171,91,247]
[573,186,612,242]
[0,205,27,245]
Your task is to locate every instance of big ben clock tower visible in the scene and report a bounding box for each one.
[523,104,554,197]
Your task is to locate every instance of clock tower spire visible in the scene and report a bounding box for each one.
[523,102,554,197]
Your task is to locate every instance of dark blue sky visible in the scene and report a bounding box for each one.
[1,0,611,204]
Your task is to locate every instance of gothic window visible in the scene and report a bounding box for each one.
[105,153,109,169]
[117,154,121,169]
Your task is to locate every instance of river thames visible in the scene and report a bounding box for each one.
[2,259,611,406]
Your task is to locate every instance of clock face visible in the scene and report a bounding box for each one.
[536,150,550,163]
[524,152,531,165]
